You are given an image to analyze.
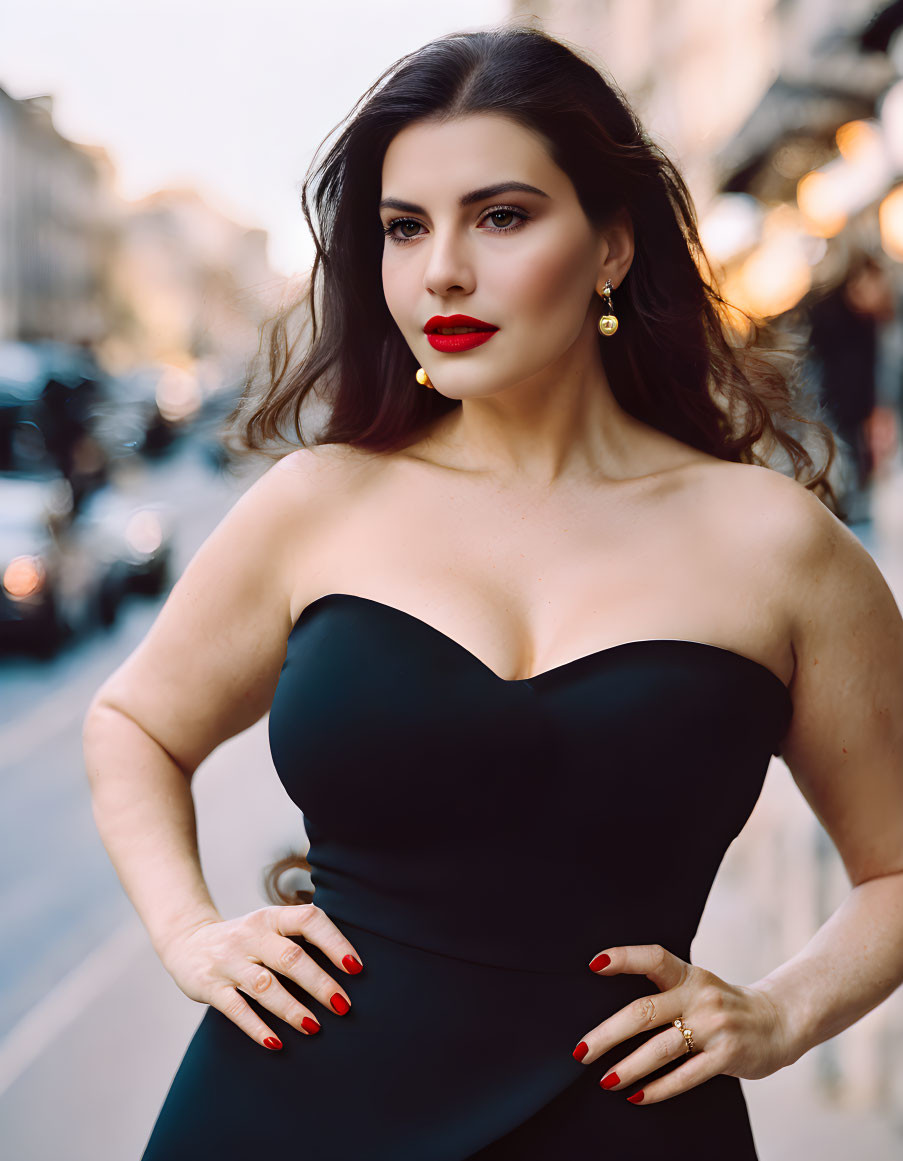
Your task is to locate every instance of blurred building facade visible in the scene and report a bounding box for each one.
[512,0,903,1129]
[513,0,780,204]
[104,187,282,387]
[0,84,287,393]
[0,89,118,346]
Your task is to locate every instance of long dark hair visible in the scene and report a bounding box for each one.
[241,24,841,907]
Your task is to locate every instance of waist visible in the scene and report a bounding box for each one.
[310,875,695,974]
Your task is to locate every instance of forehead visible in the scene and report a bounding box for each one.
[380,113,557,194]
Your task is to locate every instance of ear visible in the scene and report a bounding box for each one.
[594,207,634,297]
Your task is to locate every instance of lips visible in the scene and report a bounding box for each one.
[424,314,498,334]
[424,313,499,354]
[427,330,498,353]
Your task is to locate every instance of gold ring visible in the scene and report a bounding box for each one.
[673,1017,696,1055]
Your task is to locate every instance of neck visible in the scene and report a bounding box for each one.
[425,314,648,489]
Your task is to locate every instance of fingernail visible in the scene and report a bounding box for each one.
[330,993,350,1014]
[627,1090,644,1104]
[572,1041,589,1062]
[301,1017,321,1034]
[263,1036,282,1050]
[600,1072,620,1090]
[342,955,363,974]
[589,953,611,971]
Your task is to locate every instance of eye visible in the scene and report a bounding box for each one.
[382,205,530,246]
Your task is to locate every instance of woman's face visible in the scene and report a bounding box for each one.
[379,113,619,399]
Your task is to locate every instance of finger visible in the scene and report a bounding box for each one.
[207,981,315,1051]
[572,989,685,1065]
[597,1025,687,1090]
[588,943,688,991]
[622,1051,720,1105]
[259,930,354,1017]
[275,903,365,975]
[234,957,327,1034]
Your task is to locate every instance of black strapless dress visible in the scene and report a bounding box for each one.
[141,592,793,1160]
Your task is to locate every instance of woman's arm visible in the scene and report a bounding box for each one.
[82,447,339,966]
[750,477,903,1066]
[83,704,221,967]
[568,471,903,1104]
[85,447,376,1050]
[752,873,903,1066]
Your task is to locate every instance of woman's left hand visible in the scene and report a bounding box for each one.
[571,943,793,1105]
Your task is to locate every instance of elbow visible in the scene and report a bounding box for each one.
[82,695,198,784]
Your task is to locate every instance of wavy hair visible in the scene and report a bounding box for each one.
[237,24,842,907]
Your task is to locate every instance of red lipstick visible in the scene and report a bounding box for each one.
[424,313,499,354]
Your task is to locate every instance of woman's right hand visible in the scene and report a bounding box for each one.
[159,903,365,1049]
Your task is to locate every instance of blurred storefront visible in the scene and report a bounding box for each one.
[708,1,903,519]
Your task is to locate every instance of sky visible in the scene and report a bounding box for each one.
[2,0,512,278]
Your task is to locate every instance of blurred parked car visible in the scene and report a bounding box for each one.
[76,484,174,597]
[0,340,112,503]
[193,377,244,472]
[0,468,174,657]
[0,343,59,471]
[0,341,206,492]
[94,363,203,458]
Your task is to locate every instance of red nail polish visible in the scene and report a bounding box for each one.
[301,1017,321,1034]
[330,992,350,1014]
[263,1036,282,1050]
[600,1072,620,1090]
[627,1090,644,1104]
[589,953,611,971]
[572,1041,589,1062]
[343,955,363,974]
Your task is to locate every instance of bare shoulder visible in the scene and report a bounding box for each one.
[691,459,844,567]
[273,441,387,499]
[86,441,387,779]
[201,442,379,568]
[698,462,903,886]
[688,458,869,649]
[273,440,375,478]
[250,443,392,604]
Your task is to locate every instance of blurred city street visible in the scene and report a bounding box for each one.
[3,0,903,1158]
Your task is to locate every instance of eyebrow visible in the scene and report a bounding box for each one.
[378,181,550,214]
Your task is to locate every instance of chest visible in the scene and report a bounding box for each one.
[289,463,788,685]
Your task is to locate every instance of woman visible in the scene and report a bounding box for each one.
[83,25,903,1160]
[807,251,897,518]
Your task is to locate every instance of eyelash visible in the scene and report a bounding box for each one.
[382,205,530,246]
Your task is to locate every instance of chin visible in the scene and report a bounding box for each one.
[434,381,512,401]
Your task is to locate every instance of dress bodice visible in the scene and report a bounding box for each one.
[268,593,793,973]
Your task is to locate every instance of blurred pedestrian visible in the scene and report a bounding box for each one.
[807,251,897,518]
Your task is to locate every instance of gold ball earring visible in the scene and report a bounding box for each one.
[415,367,434,389]
[598,279,619,336]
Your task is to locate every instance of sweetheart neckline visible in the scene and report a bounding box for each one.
[289,592,794,706]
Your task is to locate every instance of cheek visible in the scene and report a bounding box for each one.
[499,226,591,304]
[501,237,595,322]
[380,252,396,305]
[381,254,413,329]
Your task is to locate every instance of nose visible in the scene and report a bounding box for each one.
[422,227,475,297]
